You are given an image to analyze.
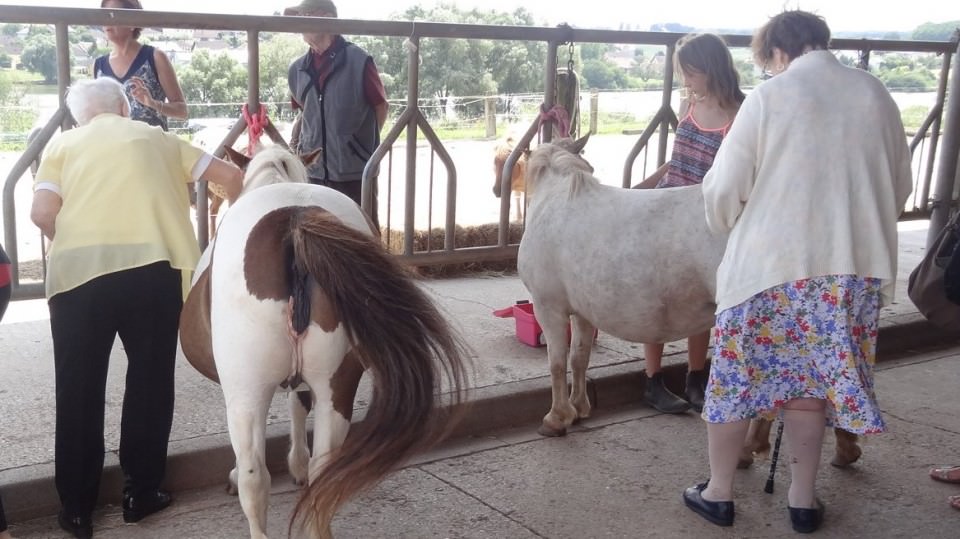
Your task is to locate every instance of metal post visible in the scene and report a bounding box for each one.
[55,23,71,130]
[927,37,960,246]
[403,35,420,256]
[542,41,559,143]
[658,42,676,167]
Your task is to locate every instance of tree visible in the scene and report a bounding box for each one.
[912,22,960,41]
[21,33,58,83]
[258,33,305,113]
[178,50,249,117]
[352,4,548,119]
[1,23,21,36]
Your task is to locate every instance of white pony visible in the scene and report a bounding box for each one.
[517,137,727,436]
[179,145,469,538]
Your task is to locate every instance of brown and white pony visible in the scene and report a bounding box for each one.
[179,145,470,538]
[492,135,528,222]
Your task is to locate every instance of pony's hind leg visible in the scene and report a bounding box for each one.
[223,383,276,539]
[538,308,577,437]
[738,418,774,468]
[307,400,352,484]
[568,314,595,422]
[288,389,312,486]
[831,428,862,468]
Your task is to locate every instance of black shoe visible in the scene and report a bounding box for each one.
[683,482,734,527]
[58,510,93,538]
[122,489,173,523]
[684,369,708,413]
[789,499,825,533]
[643,372,691,414]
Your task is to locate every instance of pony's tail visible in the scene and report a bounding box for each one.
[286,210,471,538]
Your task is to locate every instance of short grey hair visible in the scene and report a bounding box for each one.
[66,78,129,125]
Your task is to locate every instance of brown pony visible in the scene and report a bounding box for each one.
[739,419,862,469]
[492,136,529,221]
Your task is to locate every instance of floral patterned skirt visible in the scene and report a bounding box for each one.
[703,275,886,434]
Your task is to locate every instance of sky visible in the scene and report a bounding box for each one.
[5,0,957,33]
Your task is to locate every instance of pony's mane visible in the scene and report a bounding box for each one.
[525,140,598,198]
[242,145,309,194]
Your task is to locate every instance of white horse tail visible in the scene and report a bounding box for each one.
[285,210,470,538]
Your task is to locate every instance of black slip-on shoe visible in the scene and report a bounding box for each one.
[683,482,734,527]
[789,499,825,533]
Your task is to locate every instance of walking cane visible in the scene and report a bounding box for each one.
[764,420,785,494]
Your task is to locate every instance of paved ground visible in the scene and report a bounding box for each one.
[4,348,959,538]
[0,219,958,538]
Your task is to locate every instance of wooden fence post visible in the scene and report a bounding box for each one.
[590,90,599,134]
[485,96,497,138]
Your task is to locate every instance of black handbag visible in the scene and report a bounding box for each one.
[908,211,960,331]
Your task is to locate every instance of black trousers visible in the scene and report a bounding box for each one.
[0,493,6,532]
[309,177,380,231]
[49,261,182,517]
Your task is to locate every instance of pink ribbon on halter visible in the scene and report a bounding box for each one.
[539,104,571,138]
[242,103,268,157]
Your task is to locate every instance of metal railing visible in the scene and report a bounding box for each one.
[1,5,958,300]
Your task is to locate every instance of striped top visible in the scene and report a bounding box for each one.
[656,102,732,188]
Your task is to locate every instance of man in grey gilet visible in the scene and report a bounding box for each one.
[285,0,389,230]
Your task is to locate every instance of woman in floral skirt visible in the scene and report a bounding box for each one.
[681,10,913,534]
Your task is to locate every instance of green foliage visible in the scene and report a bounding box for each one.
[0,71,37,146]
[27,24,52,37]
[21,33,58,83]
[581,59,629,89]
[2,23,21,36]
[901,105,929,132]
[258,33,305,106]
[879,67,937,92]
[912,22,960,41]
[352,3,547,119]
[178,50,248,117]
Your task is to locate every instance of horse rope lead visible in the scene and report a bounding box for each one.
[764,420,785,494]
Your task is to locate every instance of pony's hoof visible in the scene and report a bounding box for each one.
[291,476,307,487]
[736,455,754,469]
[226,483,238,496]
[831,446,862,468]
[537,423,567,437]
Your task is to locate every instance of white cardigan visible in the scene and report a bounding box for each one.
[703,50,913,312]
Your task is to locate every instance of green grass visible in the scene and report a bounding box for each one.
[901,105,930,132]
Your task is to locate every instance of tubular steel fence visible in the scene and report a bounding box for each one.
[0,5,958,301]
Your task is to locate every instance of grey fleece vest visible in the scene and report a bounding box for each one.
[288,40,379,182]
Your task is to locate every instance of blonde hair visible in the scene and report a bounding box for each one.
[66,78,129,125]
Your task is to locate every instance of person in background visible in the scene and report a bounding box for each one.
[633,33,745,414]
[95,0,187,130]
[30,78,241,539]
[285,0,388,230]
[929,465,960,510]
[682,10,912,533]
